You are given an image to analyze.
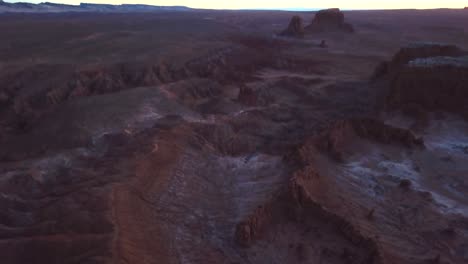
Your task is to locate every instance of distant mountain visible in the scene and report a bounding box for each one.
[0,1,192,13]
[80,3,191,11]
[0,0,37,9]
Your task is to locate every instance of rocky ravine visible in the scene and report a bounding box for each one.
[234,43,468,264]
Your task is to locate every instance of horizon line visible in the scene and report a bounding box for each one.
[2,0,467,11]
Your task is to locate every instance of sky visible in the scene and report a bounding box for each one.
[4,0,468,10]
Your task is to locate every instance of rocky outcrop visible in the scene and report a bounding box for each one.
[389,43,464,71]
[0,46,256,116]
[237,85,257,106]
[373,42,465,79]
[372,43,468,116]
[316,118,424,161]
[305,8,354,33]
[387,56,468,115]
[237,84,274,107]
[319,40,328,48]
[235,205,273,247]
[285,122,468,263]
[288,173,382,262]
[233,118,423,253]
[192,123,258,156]
[234,158,382,262]
[0,39,324,138]
[279,16,305,38]
[0,62,180,109]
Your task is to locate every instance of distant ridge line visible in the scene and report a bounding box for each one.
[1,1,467,13]
[0,1,193,13]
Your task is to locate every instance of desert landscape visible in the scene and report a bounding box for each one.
[0,4,468,264]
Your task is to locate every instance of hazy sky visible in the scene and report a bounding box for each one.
[5,0,468,9]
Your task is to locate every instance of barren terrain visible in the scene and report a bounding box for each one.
[1,7,468,264]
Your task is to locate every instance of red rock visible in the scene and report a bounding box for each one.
[235,205,272,247]
[316,118,424,161]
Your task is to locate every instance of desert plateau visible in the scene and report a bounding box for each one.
[0,3,468,264]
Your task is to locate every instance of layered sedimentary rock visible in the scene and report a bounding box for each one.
[315,118,424,161]
[387,56,468,115]
[373,42,465,79]
[235,204,273,247]
[3,11,468,264]
[305,8,354,33]
[234,118,432,263]
[279,16,305,38]
[284,117,468,264]
[389,43,464,71]
[371,43,468,117]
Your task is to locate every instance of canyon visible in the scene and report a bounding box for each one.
[0,7,468,264]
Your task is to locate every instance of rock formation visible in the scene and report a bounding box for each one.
[2,10,468,264]
[319,40,328,48]
[280,15,305,38]
[372,42,468,117]
[233,118,430,262]
[237,85,258,106]
[315,118,424,161]
[373,43,468,116]
[305,8,354,33]
[387,56,468,115]
[237,84,274,106]
[373,42,465,79]
[389,42,464,71]
[235,204,273,247]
